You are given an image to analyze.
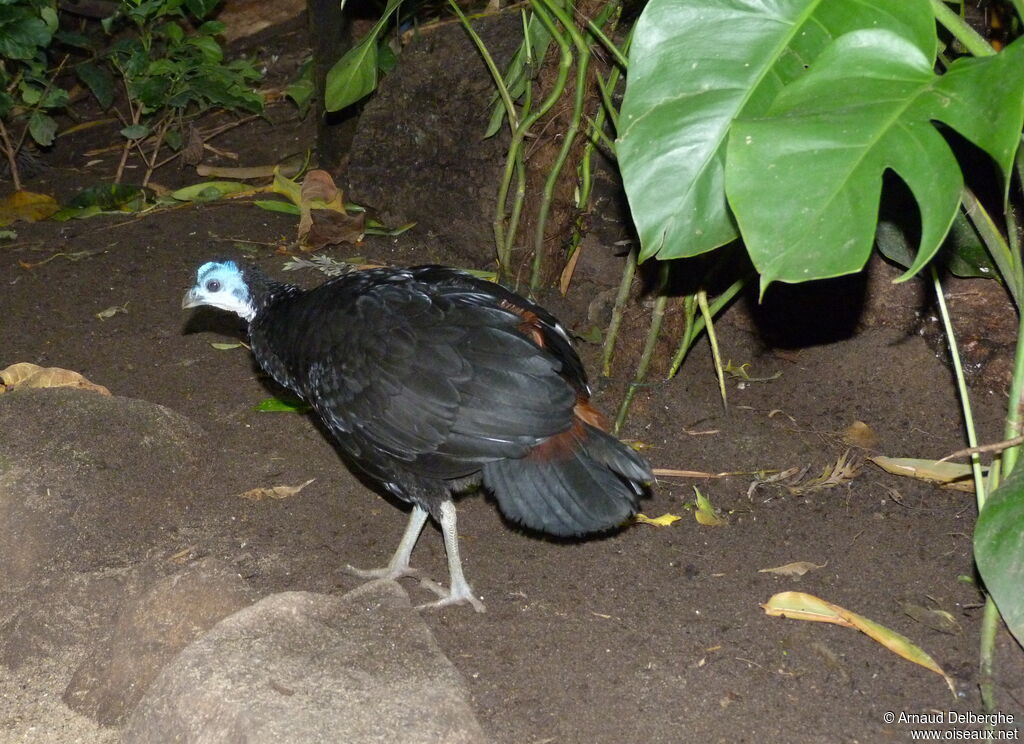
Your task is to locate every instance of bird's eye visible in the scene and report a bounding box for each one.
[205,279,222,292]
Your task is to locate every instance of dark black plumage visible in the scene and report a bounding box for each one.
[184,262,653,611]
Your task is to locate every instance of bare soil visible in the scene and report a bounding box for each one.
[1,11,1023,744]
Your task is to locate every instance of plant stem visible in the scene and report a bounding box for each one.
[697,289,727,409]
[492,0,571,282]
[979,594,1000,712]
[448,0,520,131]
[601,247,636,377]
[529,15,590,292]
[668,274,747,378]
[585,16,628,69]
[614,264,669,434]
[930,0,997,57]
[0,120,23,191]
[932,266,986,509]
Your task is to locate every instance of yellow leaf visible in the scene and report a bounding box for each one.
[238,478,315,501]
[870,456,982,492]
[0,362,110,395]
[758,561,827,577]
[762,591,955,697]
[634,513,682,527]
[693,486,727,526]
[0,191,60,226]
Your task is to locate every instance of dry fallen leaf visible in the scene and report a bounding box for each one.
[0,362,111,395]
[96,302,129,320]
[0,190,60,226]
[758,560,827,577]
[762,591,955,697]
[634,513,682,527]
[901,601,962,636]
[843,420,879,449]
[237,478,315,501]
[870,456,982,492]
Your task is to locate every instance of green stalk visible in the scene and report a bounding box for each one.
[448,0,519,130]
[932,264,1003,709]
[614,265,669,434]
[930,0,997,57]
[932,267,986,509]
[601,247,637,377]
[668,275,748,378]
[979,596,1000,712]
[529,18,590,292]
[585,16,628,69]
[493,0,572,282]
[697,290,727,408]
[450,0,525,277]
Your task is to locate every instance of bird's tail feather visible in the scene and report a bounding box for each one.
[483,422,651,536]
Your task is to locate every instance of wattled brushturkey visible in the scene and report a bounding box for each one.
[183,261,653,611]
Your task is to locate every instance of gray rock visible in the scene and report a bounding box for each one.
[64,558,258,726]
[0,388,204,586]
[122,581,487,743]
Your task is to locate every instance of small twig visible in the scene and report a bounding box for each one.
[939,435,1024,462]
[0,119,22,191]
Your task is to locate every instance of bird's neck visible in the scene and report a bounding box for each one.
[243,266,300,322]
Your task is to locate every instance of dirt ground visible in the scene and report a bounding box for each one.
[2,10,1024,744]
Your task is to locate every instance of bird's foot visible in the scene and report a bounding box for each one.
[417,577,486,613]
[343,563,423,581]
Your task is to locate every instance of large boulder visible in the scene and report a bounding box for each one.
[123,581,487,743]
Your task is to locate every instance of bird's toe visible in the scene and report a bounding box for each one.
[343,563,423,581]
[416,579,486,613]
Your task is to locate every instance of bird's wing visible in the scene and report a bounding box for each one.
[288,275,577,478]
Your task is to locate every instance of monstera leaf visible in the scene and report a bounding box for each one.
[617,0,936,263]
[727,31,1024,291]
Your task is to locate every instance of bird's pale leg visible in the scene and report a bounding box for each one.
[418,500,486,613]
[344,504,429,580]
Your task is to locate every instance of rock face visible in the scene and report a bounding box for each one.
[0,387,204,587]
[63,558,259,726]
[123,581,487,744]
[344,13,520,268]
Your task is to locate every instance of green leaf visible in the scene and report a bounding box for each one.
[976,459,1024,648]
[76,62,115,109]
[325,35,380,112]
[197,20,225,35]
[27,112,56,146]
[726,31,1024,290]
[171,180,249,201]
[120,123,150,140]
[877,211,997,280]
[187,34,223,63]
[54,29,95,50]
[254,396,310,413]
[65,183,151,210]
[485,10,552,138]
[324,0,402,112]
[0,13,52,60]
[617,0,937,262]
[253,199,300,215]
[53,183,152,219]
[185,0,220,19]
[158,20,184,44]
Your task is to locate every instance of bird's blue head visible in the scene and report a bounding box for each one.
[182,260,256,321]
